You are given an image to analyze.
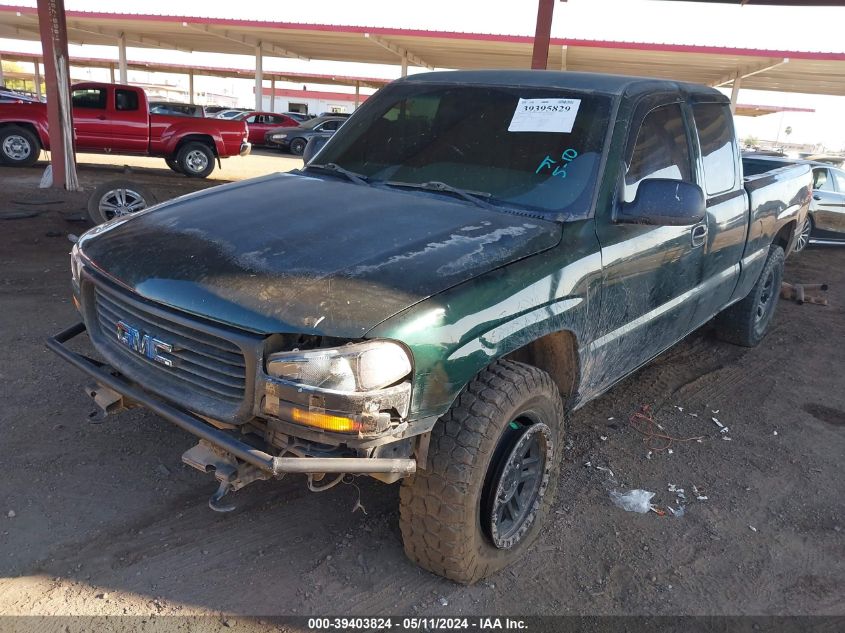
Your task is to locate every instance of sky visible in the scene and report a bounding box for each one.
[2,0,844,149]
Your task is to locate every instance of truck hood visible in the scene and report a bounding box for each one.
[79,173,562,338]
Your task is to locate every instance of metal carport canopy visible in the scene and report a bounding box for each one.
[1,4,844,95]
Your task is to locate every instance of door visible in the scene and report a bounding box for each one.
[71,87,111,151]
[589,101,705,393]
[110,88,148,154]
[811,167,845,240]
[689,101,747,323]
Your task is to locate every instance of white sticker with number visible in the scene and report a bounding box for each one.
[508,98,581,133]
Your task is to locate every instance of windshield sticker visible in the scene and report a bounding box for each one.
[509,98,581,133]
[536,148,579,178]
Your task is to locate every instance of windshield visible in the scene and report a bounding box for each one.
[315,82,612,218]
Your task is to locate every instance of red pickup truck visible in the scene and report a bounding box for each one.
[0,82,250,178]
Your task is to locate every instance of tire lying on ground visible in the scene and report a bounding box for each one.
[715,245,785,347]
[0,125,40,167]
[176,141,216,178]
[399,359,566,584]
[86,180,158,225]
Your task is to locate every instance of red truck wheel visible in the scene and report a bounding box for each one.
[0,125,40,167]
[176,142,215,178]
[165,156,184,175]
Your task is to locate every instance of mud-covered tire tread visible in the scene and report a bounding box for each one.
[399,360,565,584]
[715,245,784,348]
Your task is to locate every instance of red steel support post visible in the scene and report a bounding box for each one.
[37,0,77,190]
[531,0,556,70]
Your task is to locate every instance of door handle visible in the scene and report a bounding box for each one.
[813,194,821,201]
[97,115,107,120]
[691,224,708,248]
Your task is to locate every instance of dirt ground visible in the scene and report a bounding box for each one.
[0,158,843,627]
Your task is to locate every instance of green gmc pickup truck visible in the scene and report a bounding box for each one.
[51,71,811,583]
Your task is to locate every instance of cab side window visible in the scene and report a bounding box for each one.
[115,89,139,112]
[814,168,834,192]
[692,103,738,195]
[624,103,692,203]
[833,170,845,192]
[72,88,106,109]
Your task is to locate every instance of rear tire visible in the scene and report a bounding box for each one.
[289,138,307,156]
[0,125,40,167]
[176,142,215,178]
[165,156,184,175]
[399,360,565,584]
[715,246,784,347]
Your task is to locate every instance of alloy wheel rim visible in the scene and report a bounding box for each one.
[755,269,775,324]
[2,135,31,161]
[795,219,811,252]
[486,421,553,550]
[185,149,209,172]
[98,188,147,220]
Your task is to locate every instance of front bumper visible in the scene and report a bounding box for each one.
[47,322,417,478]
[239,141,252,157]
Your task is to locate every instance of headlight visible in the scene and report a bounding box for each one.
[271,133,288,140]
[266,340,411,392]
[70,243,82,284]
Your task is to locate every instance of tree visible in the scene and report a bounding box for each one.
[743,135,760,148]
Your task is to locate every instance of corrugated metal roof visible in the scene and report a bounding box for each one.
[1,4,844,94]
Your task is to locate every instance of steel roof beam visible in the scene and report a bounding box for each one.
[184,24,309,61]
[363,33,434,70]
[712,58,789,87]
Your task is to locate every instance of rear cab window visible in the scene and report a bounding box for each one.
[692,103,738,195]
[115,89,139,112]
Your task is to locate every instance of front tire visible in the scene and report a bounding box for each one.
[176,142,215,178]
[715,246,784,347]
[399,360,565,584]
[289,138,307,156]
[0,125,40,167]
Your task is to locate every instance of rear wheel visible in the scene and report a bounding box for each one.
[399,360,565,584]
[0,125,40,167]
[793,217,812,253]
[715,246,784,347]
[165,156,184,175]
[289,138,307,156]
[176,142,215,178]
[86,180,157,225]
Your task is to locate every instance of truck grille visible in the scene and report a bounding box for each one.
[93,285,247,405]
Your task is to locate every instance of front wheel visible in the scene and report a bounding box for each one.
[289,138,307,156]
[715,246,784,347]
[0,125,40,167]
[176,142,215,178]
[793,217,812,253]
[399,360,565,584]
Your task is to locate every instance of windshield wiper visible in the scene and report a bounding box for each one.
[305,163,370,187]
[383,180,494,210]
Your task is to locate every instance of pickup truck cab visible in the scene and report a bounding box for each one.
[51,71,811,584]
[0,82,250,177]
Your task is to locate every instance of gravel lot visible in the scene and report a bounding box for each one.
[0,156,843,627]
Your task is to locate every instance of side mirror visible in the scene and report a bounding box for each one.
[617,179,706,226]
[303,136,329,164]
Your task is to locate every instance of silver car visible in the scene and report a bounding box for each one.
[742,153,845,251]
